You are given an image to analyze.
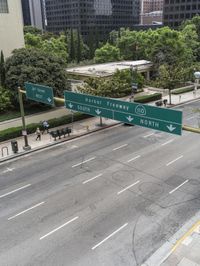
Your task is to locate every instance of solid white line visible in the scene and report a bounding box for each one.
[143,133,154,138]
[113,144,128,151]
[8,202,45,220]
[92,223,128,250]
[0,184,31,199]
[72,157,96,168]
[127,155,141,163]
[117,180,140,195]
[186,116,196,121]
[40,216,79,240]
[83,173,103,184]
[166,155,183,166]
[169,179,189,194]
[161,139,174,146]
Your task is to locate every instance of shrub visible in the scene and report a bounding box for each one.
[171,86,194,94]
[134,93,162,103]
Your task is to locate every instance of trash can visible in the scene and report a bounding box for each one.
[11,140,18,153]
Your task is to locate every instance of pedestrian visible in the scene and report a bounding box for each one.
[35,127,41,141]
[42,120,49,134]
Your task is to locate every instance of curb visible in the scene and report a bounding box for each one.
[0,122,121,164]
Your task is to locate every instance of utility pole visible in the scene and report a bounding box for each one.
[18,87,31,151]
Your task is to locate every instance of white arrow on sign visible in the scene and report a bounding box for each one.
[95,109,101,115]
[68,103,73,109]
[47,97,52,103]
[166,124,176,132]
[126,115,134,122]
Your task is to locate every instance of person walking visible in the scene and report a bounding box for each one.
[35,127,41,141]
[42,120,49,134]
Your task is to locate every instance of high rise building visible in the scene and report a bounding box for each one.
[140,0,163,25]
[21,0,44,30]
[0,0,24,58]
[44,0,140,42]
[163,0,200,28]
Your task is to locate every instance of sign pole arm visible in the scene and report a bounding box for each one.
[18,87,31,150]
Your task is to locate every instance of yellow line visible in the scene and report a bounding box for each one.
[171,221,200,252]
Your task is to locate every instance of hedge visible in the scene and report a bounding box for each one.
[0,113,91,142]
[171,86,194,95]
[134,93,162,103]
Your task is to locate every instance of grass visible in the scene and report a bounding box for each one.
[0,105,52,123]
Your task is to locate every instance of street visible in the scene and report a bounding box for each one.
[0,100,200,266]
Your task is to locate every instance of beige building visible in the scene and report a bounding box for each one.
[0,0,24,58]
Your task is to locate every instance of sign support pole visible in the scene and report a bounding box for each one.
[18,87,31,151]
[100,117,103,126]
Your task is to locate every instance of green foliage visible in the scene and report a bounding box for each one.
[171,86,194,94]
[24,26,42,35]
[0,113,91,142]
[0,86,12,112]
[94,43,121,63]
[134,93,162,103]
[5,48,68,102]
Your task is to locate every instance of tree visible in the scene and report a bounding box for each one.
[77,30,81,63]
[5,48,68,104]
[0,86,12,112]
[0,50,5,87]
[69,28,75,61]
[24,26,42,35]
[94,43,121,63]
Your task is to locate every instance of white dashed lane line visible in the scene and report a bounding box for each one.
[92,223,128,250]
[166,155,183,166]
[143,133,154,138]
[161,139,174,146]
[186,116,196,121]
[8,201,45,220]
[127,155,141,163]
[113,144,128,151]
[0,184,31,199]
[2,167,15,174]
[72,157,96,168]
[82,173,103,184]
[117,180,140,195]
[169,179,189,194]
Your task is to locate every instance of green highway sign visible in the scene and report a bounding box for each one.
[25,82,54,106]
[64,91,182,135]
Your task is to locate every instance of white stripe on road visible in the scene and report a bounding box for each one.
[166,155,183,166]
[8,202,45,220]
[117,180,140,195]
[127,155,141,163]
[72,157,96,168]
[40,216,79,240]
[0,184,31,199]
[186,116,196,121]
[92,223,128,250]
[161,139,174,146]
[83,173,103,184]
[143,133,154,138]
[3,167,15,174]
[113,144,128,151]
[169,179,189,194]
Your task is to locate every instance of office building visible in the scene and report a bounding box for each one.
[21,0,44,30]
[0,0,24,58]
[163,0,200,28]
[44,0,140,42]
[140,0,163,25]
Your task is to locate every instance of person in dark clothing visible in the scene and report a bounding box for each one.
[42,120,49,134]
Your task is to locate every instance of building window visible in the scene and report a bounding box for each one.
[0,0,9,13]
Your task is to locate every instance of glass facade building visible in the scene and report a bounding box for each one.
[0,0,9,13]
[163,0,200,28]
[44,0,140,42]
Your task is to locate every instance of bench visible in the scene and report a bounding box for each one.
[50,127,72,141]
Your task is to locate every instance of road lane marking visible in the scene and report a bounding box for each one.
[117,180,140,195]
[3,167,15,173]
[169,179,189,194]
[0,184,31,199]
[8,202,45,220]
[83,173,103,184]
[127,155,141,163]
[92,223,128,250]
[72,157,96,168]
[166,155,183,166]
[143,133,154,138]
[161,139,174,146]
[40,216,79,240]
[113,144,128,151]
[186,116,196,121]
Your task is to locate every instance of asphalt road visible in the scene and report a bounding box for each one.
[0,100,200,266]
